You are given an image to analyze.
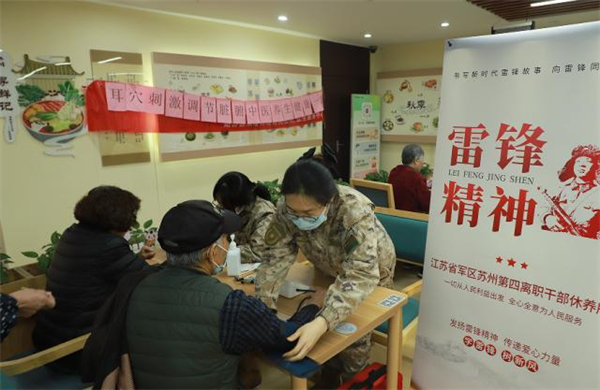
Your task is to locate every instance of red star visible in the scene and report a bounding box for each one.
[507,258,516,267]
[521,262,528,269]
[496,257,503,264]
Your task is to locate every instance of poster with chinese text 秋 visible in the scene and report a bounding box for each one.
[376,68,441,145]
[350,94,381,179]
[412,22,600,390]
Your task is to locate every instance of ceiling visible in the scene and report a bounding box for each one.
[100,0,600,47]
[468,0,600,21]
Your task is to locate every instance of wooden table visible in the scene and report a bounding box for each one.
[152,251,407,390]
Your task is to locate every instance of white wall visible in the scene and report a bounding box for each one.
[372,39,445,173]
[0,1,319,266]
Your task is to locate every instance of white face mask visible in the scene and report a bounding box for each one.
[210,241,228,275]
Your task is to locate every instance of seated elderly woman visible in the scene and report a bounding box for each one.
[82,200,322,390]
[387,144,431,213]
[32,185,154,373]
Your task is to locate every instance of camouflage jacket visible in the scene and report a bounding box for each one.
[255,185,396,328]
[236,197,276,263]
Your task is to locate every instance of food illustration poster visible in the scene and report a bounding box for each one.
[258,70,321,144]
[156,63,251,151]
[412,22,600,389]
[377,72,441,136]
[350,94,381,179]
[0,50,20,143]
[152,52,323,160]
[90,50,151,166]
[14,55,86,157]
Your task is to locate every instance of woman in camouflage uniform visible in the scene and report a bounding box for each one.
[213,172,275,263]
[255,160,396,384]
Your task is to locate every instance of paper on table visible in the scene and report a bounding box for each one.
[240,263,260,273]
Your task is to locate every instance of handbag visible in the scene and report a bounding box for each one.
[337,362,402,390]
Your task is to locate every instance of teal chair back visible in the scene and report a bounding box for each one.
[355,187,391,208]
[376,212,428,265]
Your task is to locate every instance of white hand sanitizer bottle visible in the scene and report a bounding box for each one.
[226,234,242,277]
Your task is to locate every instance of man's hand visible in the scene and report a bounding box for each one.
[10,288,55,318]
[283,316,328,361]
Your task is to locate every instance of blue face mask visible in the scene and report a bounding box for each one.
[289,207,328,231]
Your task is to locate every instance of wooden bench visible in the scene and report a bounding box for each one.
[1,274,90,389]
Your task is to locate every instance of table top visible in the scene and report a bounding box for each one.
[149,250,407,364]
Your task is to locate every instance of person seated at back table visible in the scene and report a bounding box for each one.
[387,144,431,213]
[32,185,155,373]
[213,172,275,263]
[82,200,323,389]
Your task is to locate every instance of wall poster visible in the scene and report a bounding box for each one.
[90,49,151,166]
[14,55,86,157]
[376,68,441,145]
[350,94,381,179]
[152,52,322,162]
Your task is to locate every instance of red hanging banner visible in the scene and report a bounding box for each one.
[85,80,323,133]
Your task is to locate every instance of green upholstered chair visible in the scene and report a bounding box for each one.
[350,179,395,209]
[372,208,428,353]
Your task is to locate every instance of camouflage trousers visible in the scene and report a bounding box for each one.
[326,333,372,379]
[326,273,394,379]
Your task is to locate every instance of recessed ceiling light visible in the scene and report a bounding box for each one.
[364,33,372,38]
[18,66,47,81]
[97,56,122,64]
[531,0,575,7]
[278,15,288,22]
[441,22,450,28]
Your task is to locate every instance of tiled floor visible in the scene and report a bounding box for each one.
[257,264,421,389]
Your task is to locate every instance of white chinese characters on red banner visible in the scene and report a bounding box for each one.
[104,81,324,126]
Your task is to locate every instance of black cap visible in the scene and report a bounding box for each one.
[158,200,242,254]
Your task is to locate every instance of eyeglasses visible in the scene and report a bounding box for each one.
[284,204,327,223]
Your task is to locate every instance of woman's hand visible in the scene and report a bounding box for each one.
[139,239,156,260]
[10,288,55,318]
[283,316,328,361]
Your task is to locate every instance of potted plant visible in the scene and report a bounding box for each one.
[21,231,61,275]
[420,162,434,178]
[258,179,283,205]
[364,170,390,183]
[0,253,18,284]
[126,220,157,253]
[0,253,46,294]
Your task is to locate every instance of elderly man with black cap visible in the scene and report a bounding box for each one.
[82,200,323,390]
